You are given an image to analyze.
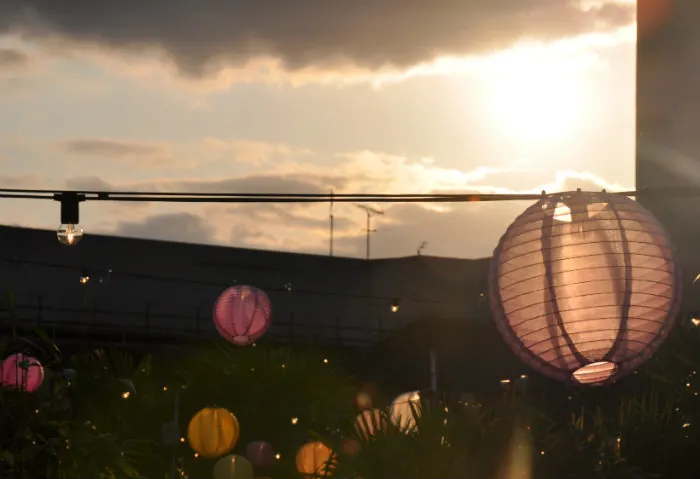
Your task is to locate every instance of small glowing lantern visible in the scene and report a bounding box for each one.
[489,191,681,385]
[390,391,421,432]
[213,454,254,479]
[213,285,273,346]
[354,408,386,440]
[187,407,240,458]
[1,353,44,392]
[245,440,274,468]
[296,441,334,477]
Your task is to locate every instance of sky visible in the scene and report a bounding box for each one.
[0,0,637,259]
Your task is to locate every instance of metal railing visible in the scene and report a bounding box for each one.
[0,294,403,348]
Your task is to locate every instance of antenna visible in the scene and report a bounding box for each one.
[417,241,428,256]
[329,189,334,257]
[355,204,385,260]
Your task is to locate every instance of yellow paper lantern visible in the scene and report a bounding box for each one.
[390,391,421,432]
[296,441,334,477]
[187,407,240,458]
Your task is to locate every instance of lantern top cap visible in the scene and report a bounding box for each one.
[542,189,615,203]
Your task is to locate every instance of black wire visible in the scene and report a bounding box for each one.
[0,187,483,197]
[0,193,56,200]
[0,190,537,202]
[88,195,542,203]
[0,187,648,204]
[0,192,634,203]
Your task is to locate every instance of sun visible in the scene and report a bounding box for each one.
[485,49,588,142]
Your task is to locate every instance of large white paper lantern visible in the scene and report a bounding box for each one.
[489,191,681,385]
[390,391,421,432]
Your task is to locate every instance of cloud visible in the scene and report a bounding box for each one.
[334,171,632,258]
[0,44,39,95]
[63,26,631,92]
[113,212,216,244]
[63,149,520,199]
[58,150,629,258]
[58,138,172,167]
[0,137,632,258]
[0,172,44,188]
[123,175,340,195]
[64,176,114,192]
[0,47,28,69]
[48,136,314,171]
[201,138,313,165]
[0,0,634,78]
[101,164,626,258]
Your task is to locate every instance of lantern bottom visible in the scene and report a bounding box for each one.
[232,336,252,346]
[572,361,617,385]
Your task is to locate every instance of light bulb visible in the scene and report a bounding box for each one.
[57,224,84,246]
[391,299,400,312]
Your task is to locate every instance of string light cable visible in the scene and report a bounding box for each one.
[0,185,679,245]
[0,186,653,203]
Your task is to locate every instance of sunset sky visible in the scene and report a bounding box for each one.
[0,0,636,259]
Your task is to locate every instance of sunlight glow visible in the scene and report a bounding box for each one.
[487,54,587,142]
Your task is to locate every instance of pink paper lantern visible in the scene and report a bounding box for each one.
[489,191,681,386]
[213,285,273,346]
[1,353,45,392]
[245,440,274,468]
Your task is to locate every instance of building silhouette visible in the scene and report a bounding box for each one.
[0,226,522,392]
[637,0,700,320]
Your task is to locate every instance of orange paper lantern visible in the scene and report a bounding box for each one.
[296,441,334,477]
[187,407,240,458]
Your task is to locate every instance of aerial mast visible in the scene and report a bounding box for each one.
[329,189,335,257]
[355,204,384,260]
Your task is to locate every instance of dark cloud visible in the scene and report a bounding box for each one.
[59,138,168,159]
[228,203,353,231]
[228,223,287,250]
[64,176,114,191]
[65,173,353,195]
[0,0,634,76]
[114,212,216,244]
[103,201,524,258]
[0,173,43,188]
[0,48,28,69]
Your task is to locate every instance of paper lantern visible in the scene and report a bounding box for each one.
[213,285,273,346]
[187,407,240,458]
[245,440,274,468]
[296,441,334,477]
[354,408,386,439]
[1,353,44,392]
[489,191,681,385]
[390,391,421,431]
[213,454,254,479]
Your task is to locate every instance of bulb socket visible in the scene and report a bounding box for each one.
[56,192,86,224]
